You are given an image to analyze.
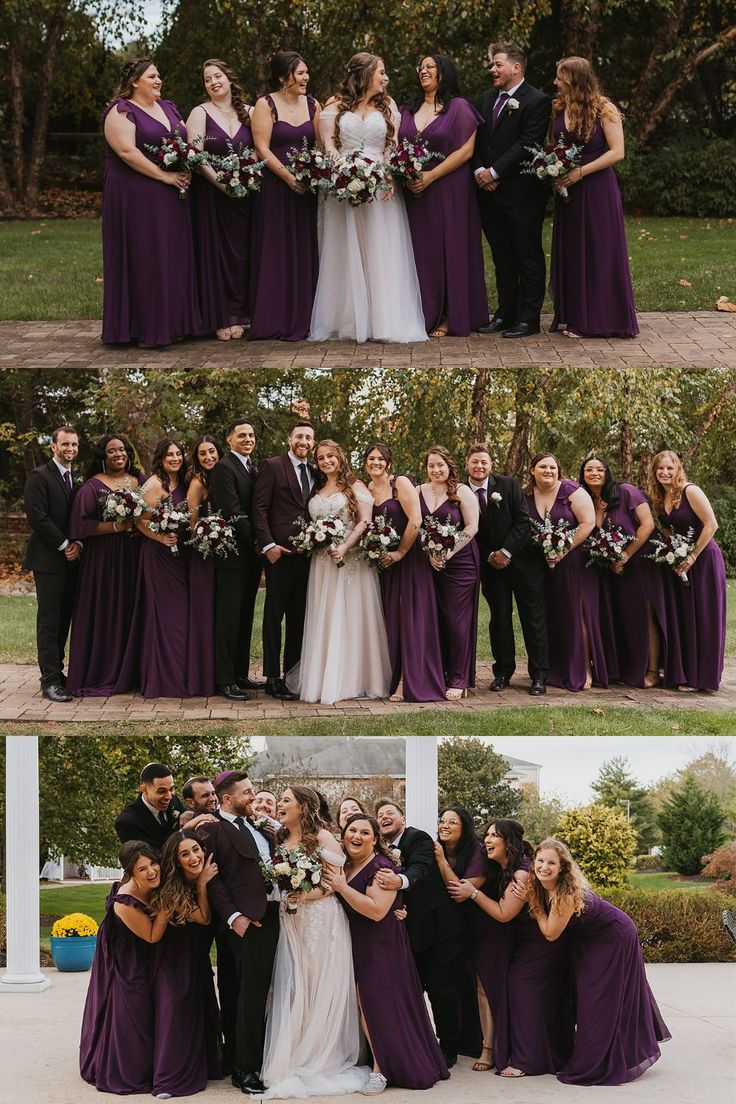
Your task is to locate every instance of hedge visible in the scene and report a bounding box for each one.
[618,137,736,219]
[633,854,665,872]
[601,887,736,962]
[706,487,736,577]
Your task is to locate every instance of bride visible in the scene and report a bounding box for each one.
[309,53,428,343]
[260,786,369,1099]
[287,439,392,704]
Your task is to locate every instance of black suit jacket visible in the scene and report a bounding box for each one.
[397,826,466,952]
[209,452,258,568]
[472,80,551,205]
[472,473,534,565]
[23,460,79,573]
[114,793,185,849]
[198,816,269,924]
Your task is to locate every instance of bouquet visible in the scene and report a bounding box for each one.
[388,136,444,184]
[186,512,239,559]
[212,141,266,196]
[521,135,584,199]
[270,846,326,913]
[530,516,575,568]
[330,150,390,206]
[286,136,334,192]
[147,499,190,555]
[289,515,347,567]
[100,486,146,528]
[419,514,462,564]
[584,524,636,569]
[645,525,696,585]
[144,129,208,197]
[358,512,401,569]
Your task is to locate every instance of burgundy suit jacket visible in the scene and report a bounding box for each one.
[253,452,315,549]
[198,816,268,924]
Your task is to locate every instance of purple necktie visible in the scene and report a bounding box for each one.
[476,486,487,511]
[492,91,509,128]
[63,470,72,496]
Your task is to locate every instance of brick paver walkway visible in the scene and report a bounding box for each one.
[2,312,735,369]
[1,660,733,720]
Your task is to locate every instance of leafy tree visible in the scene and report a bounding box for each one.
[515,784,567,846]
[650,744,736,835]
[657,777,726,875]
[438,736,519,833]
[556,803,637,889]
[591,756,658,852]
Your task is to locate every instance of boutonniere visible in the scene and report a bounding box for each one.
[253,816,270,830]
[490,491,503,508]
[390,847,402,864]
[171,808,180,823]
[506,98,520,111]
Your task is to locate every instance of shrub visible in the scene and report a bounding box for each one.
[658,778,726,875]
[556,804,637,889]
[701,842,736,885]
[602,887,736,963]
[634,853,665,872]
[618,137,736,218]
[705,487,736,578]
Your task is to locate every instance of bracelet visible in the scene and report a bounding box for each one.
[112,520,120,533]
[470,888,479,901]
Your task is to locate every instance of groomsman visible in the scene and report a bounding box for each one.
[114,763,185,847]
[22,425,82,703]
[375,800,467,1068]
[209,419,264,701]
[467,445,548,695]
[181,776,218,817]
[473,42,550,339]
[253,422,316,701]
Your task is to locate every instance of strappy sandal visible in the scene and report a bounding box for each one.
[644,669,660,688]
[430,324,449,338]
[445,687,468,701]
[216,327,231,341]
[230,325,245,339]
[472,1047,494,1072]
[500,1067,526,1078]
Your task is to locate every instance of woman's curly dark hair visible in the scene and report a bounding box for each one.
[86,434,142,481]
[437,806,480,876]
[578,454,621,510]
[483,818,534,899]
[333,53,395,152]
[275,785,324,855]
[404,54,460,116]
[115,58,156,101]
[150,437,187,493]
[186,434,222,490]
[156,829,207,925]
[118,839,159,881]
[341,813,401,865]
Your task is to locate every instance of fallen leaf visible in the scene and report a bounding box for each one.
[679,234,688,240]
[716,296,736,312]
[679,279,692,287]
[591,708,604,716]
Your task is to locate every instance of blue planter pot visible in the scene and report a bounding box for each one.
[50,935,97,972]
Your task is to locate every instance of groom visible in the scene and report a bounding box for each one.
[473,42,550,338]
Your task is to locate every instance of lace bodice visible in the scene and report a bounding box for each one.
[319,109,399,159]
[308,489,372,530]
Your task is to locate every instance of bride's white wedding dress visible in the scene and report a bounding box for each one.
[260,849,369,1099]
[309,108,428,343]
[287,490,392,704]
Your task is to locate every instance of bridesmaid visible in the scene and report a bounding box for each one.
[250,51,320,340]
[67,435,145,697]
[186,59,254,341]
[525,452,607,691]
[580,455,667,687]
[419,445,480,699]
[336,795,368,831]
[548,57,638,338]
[80,841,168,1093]
[186,435,222,697]
[364,442,446,702]
[327,814,450,1092]
[648,450,726,691]
[154,830,222,1096]
[521,838,671,1084]
[400,54,489,336]
[101,58,201,347]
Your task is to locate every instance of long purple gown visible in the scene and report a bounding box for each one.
[399,99,489,335]
[79,887,155,1094]
[526,479,613,691]
[658,484,727,690]
[420,493,480,688]
[453,839,489,1058]
[249,94,318,340]
[374,481,445,702]
[67,476,144,697]
[101,98,201,346]
[342,854,449,1089]
[192,110,252,333]
[153,921,222,1096]
[187,497,216,697]
[549,112,638,337]
[558,891,670,1085]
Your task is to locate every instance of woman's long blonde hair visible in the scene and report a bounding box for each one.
[333,53,395,152]
[527,837,588,920]
[552,55,618,143]
[202,58,250,125]
[647,449,688,515]
[314,439,360,522]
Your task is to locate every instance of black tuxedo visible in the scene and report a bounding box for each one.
[209,452,262,685]
[471,473,548,681]
[473,80,551,325]
[23,460,80,687]
[114,793,185,848]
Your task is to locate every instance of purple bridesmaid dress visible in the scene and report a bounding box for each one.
[79,887,155,1093]
[249,94,319,340]
[374,481,445,701]
[192,110,253,333]
[558,891,671,1085]
[101,99,202,346]
[399,99,489,335]
[549,112,638,337]
[67,477,144,697]
[526,479,613,691]
[420,493,480,689]
[187,498,216,697]
[658,485,727,690]
[341,854,450,1089]
[454,839,489,1057]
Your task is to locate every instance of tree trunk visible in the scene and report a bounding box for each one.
[683,379,736,465]
[9,46,24,199]
[0,156,16,215]
[23,10,66,212]
[627,1,686,144]
[562,0,602,59]
[505,409,532,477]
[470,365,489,442]
[620,420,633,480]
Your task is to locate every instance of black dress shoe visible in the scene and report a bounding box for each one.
[237,677,267,691]
[231,1071,266,1095]
[529,679,547,696]
[490,675,510,692]
[265,677,299,701]
[216,683,252,701]
[502,321,541,339]
[476,317,508,334]
[42,683,73,703]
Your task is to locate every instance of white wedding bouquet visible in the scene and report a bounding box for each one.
[646,525,696,585]
[530,516,575,568]
[330,149,390,206]
[359,512,401,569]
[147,499,190,556]
[100,486,146,525]
[289,515,347,567]
[270,846,327,913]
[186,512,239,559]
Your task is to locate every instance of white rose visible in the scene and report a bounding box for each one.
[536,166,546,178]
[311,871,321,884]
[547,164,560,177]
[273,862,290,876]
[116,504,126,516]
[665,552,676,564]
[208,532,217,540]
[347,178,363,193]
[506,98,519,110]
[491,492,502,502]
[291,871,305,888]
[380,535,390,545]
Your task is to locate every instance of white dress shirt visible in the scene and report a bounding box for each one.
[219,809,278,926]
[52,457,76,552]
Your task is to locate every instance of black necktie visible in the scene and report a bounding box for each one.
[63,470,72,496]
[234,816,257,855]
[158,811,167,827]
[298,463,310,503]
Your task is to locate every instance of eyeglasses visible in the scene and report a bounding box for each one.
[416,64,438,74]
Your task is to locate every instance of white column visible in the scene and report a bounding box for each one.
[1,735,49,993]
[405,736,438,837]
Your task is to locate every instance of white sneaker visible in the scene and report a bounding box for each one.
[360,1073,387,1095]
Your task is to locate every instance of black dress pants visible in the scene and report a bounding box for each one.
[261,554,310,678]
[481,558,549,680]
[33,568,77,686]
[413,935,467,1057]
[227,902,279,1076]
[478,194,547,324]
[214,555,262,684]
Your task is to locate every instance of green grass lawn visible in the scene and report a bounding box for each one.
[39,882,110,951]
[0,216,732,320]
[628,871,711,893]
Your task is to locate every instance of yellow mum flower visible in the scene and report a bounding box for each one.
[51,912,99,938]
